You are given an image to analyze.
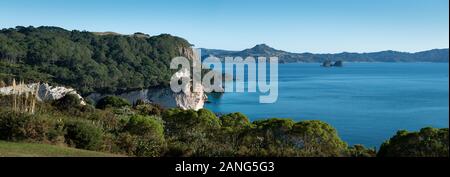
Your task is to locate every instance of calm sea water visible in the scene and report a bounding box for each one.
[205,62,449,148]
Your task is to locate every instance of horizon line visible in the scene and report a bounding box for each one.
[2,25,449,55]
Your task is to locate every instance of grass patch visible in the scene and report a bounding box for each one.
[0,141,124,157]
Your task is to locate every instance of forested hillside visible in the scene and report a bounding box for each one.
[201,44,449,63]
[0,26,192,95]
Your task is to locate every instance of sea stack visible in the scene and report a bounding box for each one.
[322,60,333,67]
[322,60,343,67]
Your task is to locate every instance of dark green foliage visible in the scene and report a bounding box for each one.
[0,95,447,157]
[348,144,377,157]
[96,96,130,109]
[378,127,449,157]
[52,94,85,114]
[220,112,250,129]
[117,115,166,156]
[115,132,138,155]
[162,110,349,157]
[52,94,96,116]
[162,108,222,156]
[236,119,349,157]
[53,94,81,109]
[0,111,51,142]
[164,141,194,157]
[163,108,220,137]
[236,119,295,156]
[121,115,165,156]
[134,101,164,116]
[253,118,294,132]
[0,26,192,95]
[124,115,164,136]
[289,120,348,156]
[64,120,103,150]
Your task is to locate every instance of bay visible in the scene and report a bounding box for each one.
[205,62,449,148]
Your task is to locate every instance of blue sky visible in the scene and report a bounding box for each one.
[1,0,448,53]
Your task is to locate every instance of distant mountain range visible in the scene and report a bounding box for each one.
[200,44,449,63]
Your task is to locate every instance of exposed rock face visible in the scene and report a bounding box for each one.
[175,48,207,110]
[172,69,206,110]
[322,60,333,67]
[87,47,207,111]
[86,87,177,108]
[1,47,207,111]
[0,83,86,105]
[86,84,206,111]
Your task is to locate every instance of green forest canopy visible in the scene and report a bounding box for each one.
[0,26,193,95]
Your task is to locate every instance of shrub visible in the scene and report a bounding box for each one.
[163,108,220,136]
[122,115,165,156]
[124,115,164,138]
[162,108,222,156]
[236,119,348,157]
[134,138,166,157]
[53,94,82,110]
[87,110,119,132]
[347,144,376,157]
[220,112,250,129]
[96,96,131,109]
[64,119,103,150]
[46,120,66,144]
[52,94,92,116]
[100,133,121,153]
[253,118,294,133]
[378,127,449,157]
[289,120,348,157]
[237,119,295,157]
[116,132,138,155]
[134,102,164,116]
[0,111,53,142]
[164,142,194,157]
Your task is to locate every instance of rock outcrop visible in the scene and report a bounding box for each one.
[173,69,207,110]
[1,47,207,111]
[322,60,343,67]
[87,47,208,111]
[175,47,207,110]
[322,60,333,67]
[0,83,86,105]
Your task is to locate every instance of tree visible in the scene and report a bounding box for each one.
[162,108,220,137]
[162,108,221,156]
[238,118,295,156]
[134,100,164,116]
[0,26,193,95]
[220,112,250,129]
[53,94,82,110]
[347,144,376,157]
[289,120,348,157]
[378,127,449,157]
[64,119,103,150]
[124,115,164,138]
[96,96,130,109]
[122,115,165,157]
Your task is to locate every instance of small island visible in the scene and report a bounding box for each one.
[322,60,344,67]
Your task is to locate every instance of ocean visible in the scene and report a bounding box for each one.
[205,62,449,148]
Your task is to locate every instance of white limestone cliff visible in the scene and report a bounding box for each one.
[0,83,86,105]
[87,47,208,111]
[173,47,207,110]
